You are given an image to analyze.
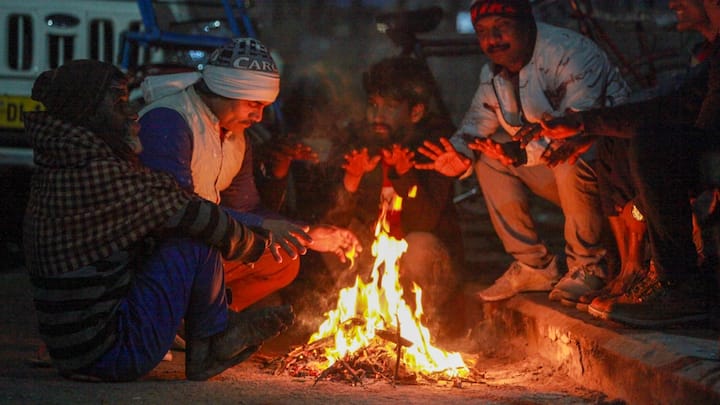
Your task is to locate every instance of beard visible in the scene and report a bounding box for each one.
[370,123,411,149]
[122,121,143,155]
[88,117,142,163]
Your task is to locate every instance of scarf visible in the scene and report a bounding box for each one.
[23,111,190,276]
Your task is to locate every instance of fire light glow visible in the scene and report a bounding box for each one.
[307,207,469,380]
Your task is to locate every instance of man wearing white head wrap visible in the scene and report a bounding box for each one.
[202,37,280,102]
[137,37,361,313]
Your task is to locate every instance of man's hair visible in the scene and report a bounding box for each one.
[362,56,436,107]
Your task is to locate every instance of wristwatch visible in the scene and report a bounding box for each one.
[631,204,644,222]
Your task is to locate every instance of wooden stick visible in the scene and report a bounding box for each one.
[313,361,340,386]
[376,329,412,347]
[393,314,402,386]
[340,358,365,387]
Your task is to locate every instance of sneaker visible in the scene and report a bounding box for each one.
[476,257,560,302]
[548,264,605,305]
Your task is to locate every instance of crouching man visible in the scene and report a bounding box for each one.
[23,59,293,382]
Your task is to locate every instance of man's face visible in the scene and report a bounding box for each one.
[474,15,532,72]
[91,81,141,153]
[214,99,271,134]
[366,94,415,144]
[669,0,709,32]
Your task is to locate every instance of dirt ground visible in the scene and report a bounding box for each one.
[0,191,623,404]
[0,266,618,405]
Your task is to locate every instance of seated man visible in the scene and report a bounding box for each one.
[417,0,629,305]
[324,56,465,339]
[537,0,720,326]
[23,59,293,382]
[137,38,360,312]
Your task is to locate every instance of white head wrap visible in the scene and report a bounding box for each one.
[202,38,280,103]
[202,65,279,102]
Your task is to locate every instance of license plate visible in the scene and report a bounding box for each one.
[0,95,45,130]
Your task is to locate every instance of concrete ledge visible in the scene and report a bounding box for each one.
[479,293,720,404]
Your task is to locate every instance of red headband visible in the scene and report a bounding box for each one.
[470,0,532,24]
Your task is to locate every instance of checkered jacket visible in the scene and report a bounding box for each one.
[23,112,191,277]
[23,111,265,372]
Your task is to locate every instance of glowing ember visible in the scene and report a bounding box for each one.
[306,198,469,380]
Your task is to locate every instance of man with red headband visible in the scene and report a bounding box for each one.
[417,0,629,304]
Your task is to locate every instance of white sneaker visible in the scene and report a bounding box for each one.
[476,257,560,302]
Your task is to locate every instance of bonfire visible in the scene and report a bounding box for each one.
[269,196,475,386]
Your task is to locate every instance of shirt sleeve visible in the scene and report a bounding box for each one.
[165,197,266,262]
[583,61,708,138]
[138,108,195,192]
[553,35,629,113]
[451,71,500,159]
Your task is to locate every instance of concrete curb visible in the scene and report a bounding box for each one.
[482,294,720,404]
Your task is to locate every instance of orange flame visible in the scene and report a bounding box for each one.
[308,201,469,379]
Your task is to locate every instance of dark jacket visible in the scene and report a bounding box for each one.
[581,41,717,137]
[324,114,465,265]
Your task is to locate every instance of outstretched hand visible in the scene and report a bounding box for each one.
[267,139,319,179]
[415,137,471,177]
[261,218,311,262]
[467,137,519,166]
[541,135,596,167]
[342,147,381,192]
[307,225,363,264]
[382,144,414,176]
[539,111,584,141]
[342,147,381,177]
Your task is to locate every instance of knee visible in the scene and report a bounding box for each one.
[474,154,502,177]
[402,233,452,277]
[276,255,301,288]
[404,232,443,255]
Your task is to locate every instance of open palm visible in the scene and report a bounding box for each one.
[415,137,471,177]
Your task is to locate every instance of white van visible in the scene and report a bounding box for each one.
[0,0,234,131]
[0,0,240,266]
[0,0,146,130]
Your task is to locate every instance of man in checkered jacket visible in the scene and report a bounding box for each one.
[23,59,293,382]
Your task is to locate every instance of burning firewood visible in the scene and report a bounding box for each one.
[375,328,412,347]
[262,335,481,387]
[262,214,479,386]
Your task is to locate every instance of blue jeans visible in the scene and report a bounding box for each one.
[74,238,228,381]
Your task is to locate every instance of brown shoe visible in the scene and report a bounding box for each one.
[589,264,713,327]
[588,262,659,321]
[186,305,294,381]
[608,280,711,327]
